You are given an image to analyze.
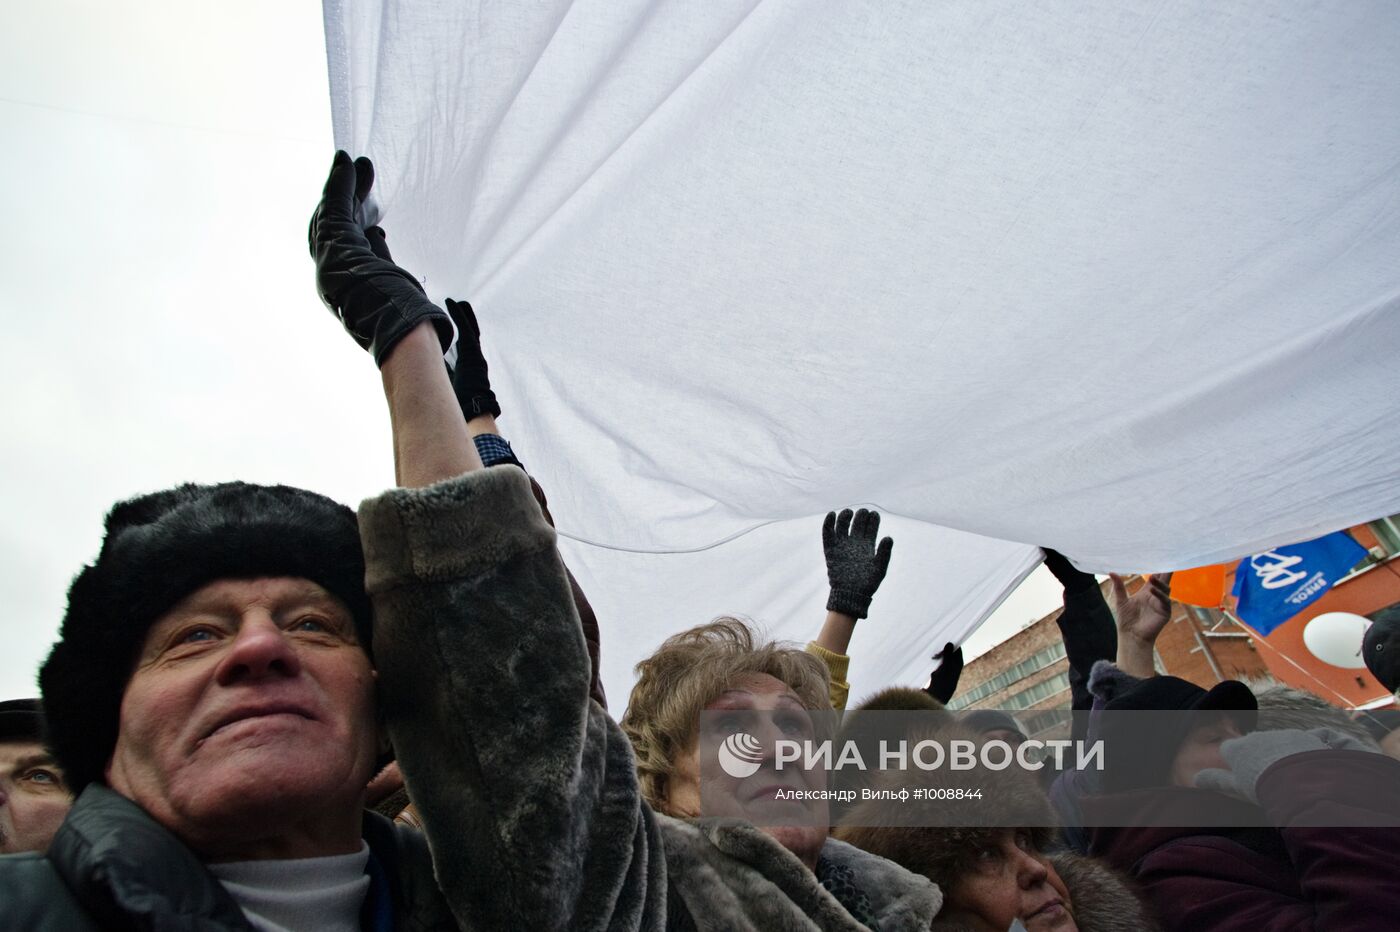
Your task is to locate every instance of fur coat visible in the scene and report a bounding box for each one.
[361,466,942,930]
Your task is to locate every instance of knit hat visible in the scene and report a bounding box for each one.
[1363,604,1400,692]
[1099,675,1257,793]
[0,698,45,743]
[39,482,371,793]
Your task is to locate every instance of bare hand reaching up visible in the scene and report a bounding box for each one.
[1110,571,1173,678]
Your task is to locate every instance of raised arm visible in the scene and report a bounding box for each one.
[1109,572,1173,679]
[1041,549,1116,741]
[343,177,610,709]
[808,508,893,710]
[309,153,663,929]
[924,642,964,705]
[443,299,609,709]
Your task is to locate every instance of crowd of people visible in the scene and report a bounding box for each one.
[3,151,1399,931]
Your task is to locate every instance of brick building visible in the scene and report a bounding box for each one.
[951,516,1400,738]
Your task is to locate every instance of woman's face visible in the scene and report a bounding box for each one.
[662,672,829,870]
[1170,714,1243,788]
[943,830,1076,932]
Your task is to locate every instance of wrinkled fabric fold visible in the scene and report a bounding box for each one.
[326,0,1400,699]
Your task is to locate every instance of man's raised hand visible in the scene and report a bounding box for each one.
[308,151,453,366]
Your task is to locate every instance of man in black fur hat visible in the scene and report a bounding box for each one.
[0,452,463,926]
[0,153,480,929]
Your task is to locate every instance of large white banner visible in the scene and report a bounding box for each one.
[324,0,1400,705]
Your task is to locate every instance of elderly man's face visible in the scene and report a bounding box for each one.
[106,577,380,859]
[0,740,70,854]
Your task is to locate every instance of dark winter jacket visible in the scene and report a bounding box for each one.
[1048,661,1137,853]
[0,784,455,931]
[1088,749,1400,931]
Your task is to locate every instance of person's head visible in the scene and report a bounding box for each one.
[621,617,831,866]
[1100,675,1257,793]
[1168,712,1245,788]
[38,482,378,860]
[1363,604,1400,692]
[846,827,1075,932]
[0,699,70,854]
[837,731,1072,931]
[938,829,1076,932]
[850,686,947,713]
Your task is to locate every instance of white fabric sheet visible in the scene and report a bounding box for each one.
[324,0,1400,705]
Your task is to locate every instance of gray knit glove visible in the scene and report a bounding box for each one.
[1194,727,1377,803]
[822,508,894,619]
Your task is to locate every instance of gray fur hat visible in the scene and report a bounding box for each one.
[39,482,370,793]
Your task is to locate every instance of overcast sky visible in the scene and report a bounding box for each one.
[0,1,1066,700]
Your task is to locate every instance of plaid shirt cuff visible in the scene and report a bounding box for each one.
[472,433,522,469]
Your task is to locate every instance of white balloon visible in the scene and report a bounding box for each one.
[1301,612,1373,669]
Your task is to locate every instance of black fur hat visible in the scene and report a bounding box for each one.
[0,698,46,742]
[39,482,371,793]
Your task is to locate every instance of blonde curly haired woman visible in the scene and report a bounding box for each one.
[621,617,941,929]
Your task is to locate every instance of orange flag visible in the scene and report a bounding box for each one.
[1170,563,1229,607]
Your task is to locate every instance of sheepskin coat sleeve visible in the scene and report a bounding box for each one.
[359,467,943,931]
[358,467,667,931]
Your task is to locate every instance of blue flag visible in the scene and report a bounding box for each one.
[1231,531,1368,636]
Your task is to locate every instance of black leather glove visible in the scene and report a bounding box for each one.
[822,508,894,619]
[925,642,964,704]
[1042,547,1097,593]
[308,151,453,366]
[444,299,502,422]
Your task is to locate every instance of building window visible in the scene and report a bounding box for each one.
[1000,671,1072,711]
[1371,516,1400,557]
[1019,708,1070,737]
[947,642,1068,710]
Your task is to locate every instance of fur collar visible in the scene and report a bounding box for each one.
[659,814,941,930]
[928,851,1158,932]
